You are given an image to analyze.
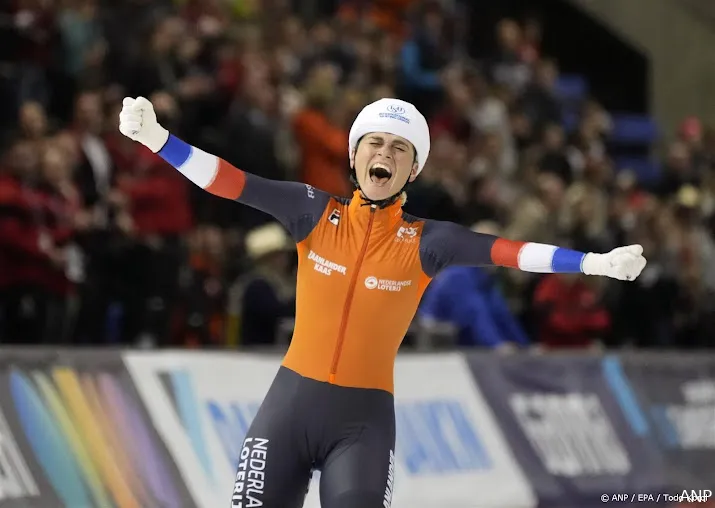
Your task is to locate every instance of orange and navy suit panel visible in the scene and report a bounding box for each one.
[158,135,588,393]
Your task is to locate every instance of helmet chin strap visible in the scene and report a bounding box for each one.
[349,168,412,209]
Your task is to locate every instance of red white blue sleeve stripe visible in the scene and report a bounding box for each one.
[159,134,587,273]
[490,238,586,273]
[157,134,245,199]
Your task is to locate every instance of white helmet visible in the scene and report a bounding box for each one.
[348,98,431,176]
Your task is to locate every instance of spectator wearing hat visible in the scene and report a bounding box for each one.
[228,222,296,346]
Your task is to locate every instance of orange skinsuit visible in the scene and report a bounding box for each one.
[158,135,527,394]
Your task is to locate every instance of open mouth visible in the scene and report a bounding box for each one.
[369,163,392,186]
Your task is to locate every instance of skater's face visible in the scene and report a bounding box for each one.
[351,132,418,201]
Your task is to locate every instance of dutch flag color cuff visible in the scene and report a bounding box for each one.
[490,238,586,273]
[158,134,245,199]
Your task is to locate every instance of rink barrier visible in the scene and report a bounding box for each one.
[0,348,712,508]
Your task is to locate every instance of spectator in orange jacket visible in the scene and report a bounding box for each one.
[338,0,418,39]
[292,63,352,197]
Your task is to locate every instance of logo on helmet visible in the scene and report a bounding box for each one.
[379,106,410,124]
[387,104,405,115]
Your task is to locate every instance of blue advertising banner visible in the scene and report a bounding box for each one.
[465,353,667,508]
[604,353,715,491]
[0,348,194,508]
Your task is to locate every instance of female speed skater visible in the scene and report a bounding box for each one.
[119,95,646,508]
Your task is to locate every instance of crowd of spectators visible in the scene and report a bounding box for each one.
[0,0,713,350]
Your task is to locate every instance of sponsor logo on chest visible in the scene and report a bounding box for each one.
[395,226,418,243]
[308,250,347,276]
[328,208,340,226]
[365,276,412,292]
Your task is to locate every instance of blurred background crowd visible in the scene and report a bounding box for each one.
[1,0,713,351]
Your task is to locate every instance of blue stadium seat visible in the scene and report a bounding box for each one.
[609,114,659,145]
[562,110,579,133]
[614,157,662,185]
[555,74,589,105]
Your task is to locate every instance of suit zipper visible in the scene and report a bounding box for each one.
[329,206,376,383]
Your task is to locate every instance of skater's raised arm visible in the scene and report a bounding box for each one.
[419,219,646,281]
[118,96,331,241]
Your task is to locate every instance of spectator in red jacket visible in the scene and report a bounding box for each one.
[38,143,83,295]
[0,140,41,342]
[532,272,611,349]
[0,138,80,343]
[106,106,193,238]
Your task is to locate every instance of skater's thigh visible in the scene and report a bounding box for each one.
[318,424,396,508]
[318,386,396,508]
[230,368,312,508]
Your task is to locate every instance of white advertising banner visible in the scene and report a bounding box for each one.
[391,354,535,508]
[123,351,535,508]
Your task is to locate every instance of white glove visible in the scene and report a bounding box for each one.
[118,96,169,153]
[582,244,647,281]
